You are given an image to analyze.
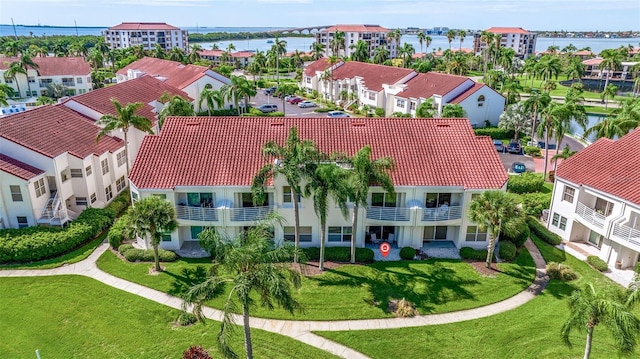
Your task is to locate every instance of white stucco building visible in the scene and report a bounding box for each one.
[315,24,398,60]
[103,22,189,52]
[128,116,508,252]
[547,130,640,270]
[473,27,537,58]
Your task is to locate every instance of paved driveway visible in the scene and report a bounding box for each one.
[498,151,534,173]
[251,90,326,118]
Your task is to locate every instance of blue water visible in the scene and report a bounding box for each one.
[0,25,282,37]
[571,114,607,143]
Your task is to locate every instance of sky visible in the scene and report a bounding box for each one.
[0,0,638,32]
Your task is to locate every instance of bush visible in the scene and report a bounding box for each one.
[108,214,131,249]
[635,262,640,274]
[498,241,517,261]
[473,127,515,139]
[123,248,178,262]
[391,298,417,317]
[118,244,134,255]
[197,108,238,116]
[546,262,578,281]
[527,216,562,245]
[507,172,545,194]
[587,256,608,272]
[501,220,530,248]
[374,108,385,117]
[524,146,541,157]
[459,247,488,260]
[301,247,374,263]
[182,345,212,359]
[176,312,197,327]
[399,247,416,260]
[314,107,334,113]
[0,190,130,263]
[519,192,551,217]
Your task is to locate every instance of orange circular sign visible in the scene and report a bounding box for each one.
[379,242,391,257]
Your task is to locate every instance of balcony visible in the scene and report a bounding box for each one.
[228,206,273,222]
[422,206,462,221]
[575,202,605,229]
[366,206,410,222]
[62,81,75,87]
[612,223,640,248]
[176,205,219,222]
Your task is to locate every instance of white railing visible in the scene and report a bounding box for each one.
[575,202,606,229]
[228,206,273,222]
[366,206,411,222]
[41,191,59,218]
[612,223,640,247]
[422,206,463,221]
[175,205,219,222]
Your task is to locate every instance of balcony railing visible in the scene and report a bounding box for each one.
[175,205,219,222]
[422,206,462,221]
[228,206,273,222]
[575,202,605,229]
[62,81,75,86]
[366,206,410,222]
[612,223,640,247]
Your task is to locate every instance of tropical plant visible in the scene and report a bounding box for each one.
[350,40,370,62]
[158,94,195,127]
[182,218,302,359]
[600,84,617,109]
[127,196,178,272]
[271,36,287,85]
[458,30,467,51]
[523,90,552,141]
[3,61,26,97]
[373,46,390,65]
[35,96,55,106]
[441,104,466,118]
[468,190,523,268]
[599,48,624,91]
[501,78,523,104]
[551,145,577,165]
[499,103,531,140]
[153,43,166,59]
[415,98,437,117]
[188,44,203,64]
[221,76,257,115]
[330,31,346,57]
[168,47,186,63]
[537,101,562,180]
[96,98,153,175]
[446,29,456,50]
[310,41,325,60]
[417,32,427,54]
[536,55,562,86]
[199,86,225,115]
[398,43,415,68]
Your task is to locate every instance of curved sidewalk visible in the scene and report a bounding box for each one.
[0,239,548,359]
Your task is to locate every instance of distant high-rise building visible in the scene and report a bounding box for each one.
[473,27,537,58]
[103,22,188,52]
[315,24,398,60]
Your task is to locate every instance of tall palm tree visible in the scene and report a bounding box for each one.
[536,55,562,88]
[373,46,390,65]
[524,91,552,140]
[158,94,195,127]
[16,54,39,96]
[251,127,319,262]
[424,35,432,54]
[600,84,617,109]
[199,86,225,115]
[183,218,302,359]
[310,41,325,60]
[561,283,640,359]
[153,43,166,59]
[96,98,153,175]
[330,31,346,57]
[348,146,395,263]
[446,29,456,50]
[566,56,586,82]
[221,76,256,115]
[350,40,370,62]
[304,164,350,271]
[599,48,623,91]
[468,190,523,268]
[225,43,236,66]
[127,196,178,272]
[3,61,26,97]
[458,30,467,51]
[417,32,427,54]
[188,44,202,64]
[551,145,577,166]
[398,43,415,68]
[537,101,563,180]
[168,47,186,63]
[584,116,637,140]
[271,36,287,85]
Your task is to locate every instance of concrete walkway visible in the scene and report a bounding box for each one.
[0,239,548,359]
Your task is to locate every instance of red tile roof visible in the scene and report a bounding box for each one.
[68,75,189,120]
[397,72,469,99]
[0,104,124,159]
[486,27,531,34]
[449,83,493,104]
[323,25,390,33]
[129,117,507,190]
[556,129,640,205]
[332,61,414,91]
[231,51,255,58]
[108,22,181,31]
[304,58,332,76]
[0,154,44,180]
[198,49,224,57]
[0,56,91,76]
[574,50,595,56]
[116,57,226,90]
[583,58,603,66]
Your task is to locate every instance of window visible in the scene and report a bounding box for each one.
[328,226,352,242]
[282,186,300,204]
[116,176,126,192]
[424,226,447,240]
[190,226,213,239]
[85,165,92,176]
[90,193,97,204]
[34,178,46,198]
[471,193,480,201]
[17,216,28,228]
[552,213,560,227]
[559,217,567,230]
[284,226,312,242]
[396,99,405,108]
[562,186,575,203]
[77,77,83,84]
[131,191,139,202]
[367,91,376,100]
[152,193,167,199]
[465,225,487,241]
[477,95,485,107]
[425,193,452,208]
[101,159,109,175]
[117,150,127,167]
[162,232,172,242]
[70,169,83,178]
[10,185,23,201]
[371,192,396,207]
[105,185,113,201]
[76,197,88,206]
[409,101,416,111]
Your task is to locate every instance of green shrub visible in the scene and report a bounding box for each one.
[108,214,131,249]
[459,247,488,260]
[527,217,562,245]
[519,192,551,217]
[501,220,530,248]
[473,127,514,139]
[374,107,385,117]
[118,244,134,255]
[587,256,608,272]
[399,247,416,260]
[314,107,333,113]
[123,248,177,262]
[302,247,374,263]
[524,146,541,157]
[507,172,545,194]
[498,241,517,261]
[176,312,197,326]
[635,262,640,274]
[546,262,578,281]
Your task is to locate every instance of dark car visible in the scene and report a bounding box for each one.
[511,162,527,174]
[263,86,277,95]
[506,140,522,154]
[538,141,557,150]
[493,140,504,152]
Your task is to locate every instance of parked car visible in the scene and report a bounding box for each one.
[284,95,294,102]
[257,104,278,113]
[263,86,277,95]
[493,140,504,152]
[511,162,527,174]
[327,111,350,118]
[506,140,522,154]
[538,141,557,150]
[298,101,317,108]
[289,97,304,105]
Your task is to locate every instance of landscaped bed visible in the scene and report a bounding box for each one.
[96,247,536,320]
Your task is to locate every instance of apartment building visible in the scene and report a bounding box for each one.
[315,24,398,60]
[472,27,537,58]
[128,116,507,251]
[103,22,188,52]
[547,130,640,270]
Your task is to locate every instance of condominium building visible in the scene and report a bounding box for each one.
[128,116,507,251]
[472,27,537,58]
[315,24,398,60]
[103,22,188,52]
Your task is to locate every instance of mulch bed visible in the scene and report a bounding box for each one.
[465,260,503,277]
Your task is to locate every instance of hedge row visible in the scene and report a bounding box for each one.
[117,243,177,262]
[108,213,131,249]
[473,127,515,140]
[302,247,374,263]
[526,216,562,245]
[518,192,551,217]
[459,247,489,260]
[586,256,608,272]
[501,220,530,248]
[0,190,130,264]
[507,172,545,194]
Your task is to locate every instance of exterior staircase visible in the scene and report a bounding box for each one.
[39,191,70,226]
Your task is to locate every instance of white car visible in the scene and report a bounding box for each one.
[298,101,317,108]
[327,110,350,118]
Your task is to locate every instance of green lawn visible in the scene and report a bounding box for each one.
[97,248,536,320]
[316,237,639,359]
[0,276,339,359]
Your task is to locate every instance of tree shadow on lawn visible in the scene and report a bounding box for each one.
[166,265,212,297]
[308,260,481,315]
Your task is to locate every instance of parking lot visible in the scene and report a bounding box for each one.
[498,151,534,173]
[252,90,327,118]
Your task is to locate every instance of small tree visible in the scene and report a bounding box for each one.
[441,104,467,118]
[415,98,437,118]
[499,102,531,141]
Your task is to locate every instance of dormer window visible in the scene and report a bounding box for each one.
[477,95,485,107]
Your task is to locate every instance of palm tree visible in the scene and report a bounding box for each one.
[168,47,186,63]
[416,98,437,117]
[350,40,370,62]
[188,44,203,64]
[536,55,562,88]
[221,76,256,115]
[468,190,523,268]
[398,43,415,68]
[304,164,350,271]
[446,29,456,50]
[35,96,55,106]
[551,145,577,166]
[373,46,389,65]
[524,90,552,140]
[330,31,346,57]
[16,54,39,96]
[537,101,564,180]
[158,94,195,127]
[127,196,178,272]
[600,84,617,109]
[561,283,640,359]
[417,32,427,54]
[183,218,302,359]
[458,30,467,51]
[348,146,395,263]
[584,116,636,140]
[501,78,523,105]
[424,35,432,54]
[310,41,324,60]
[599,48,623,91]
[199,86,225,115]
[96,98,153,175]
[153,43,166,59]
[3,61,26,97]
[251,127,319,262]
[271,36,287,85]
[566,56,586,82]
